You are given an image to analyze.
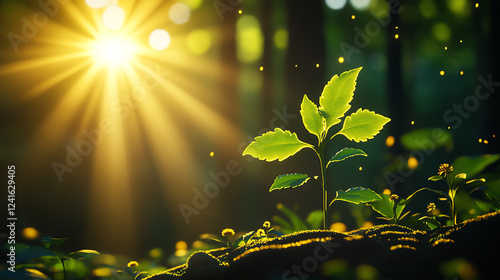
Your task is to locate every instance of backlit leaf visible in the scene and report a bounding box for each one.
[332,187,382,205]
[242,128,313,161]
[300,94,326,141]
[370,193,394,219]
[337,109,391,142]
[269,173,310,192]
[319,67,362,131]
[328,148,367,167]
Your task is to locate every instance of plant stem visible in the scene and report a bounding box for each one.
[316,141,328,230]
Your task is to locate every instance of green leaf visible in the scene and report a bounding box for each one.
[455,173,467,180]
[337,109,391,142]
[300,94,326,141]
[328,148,367,167]
[452,154,500,178]
[242,128,313,161]
[319,67,361,131]
[400,128,453,151]
[428,175,444,181]
[370,193,394,219]
[269,173,310,192]
[332,187,382,205]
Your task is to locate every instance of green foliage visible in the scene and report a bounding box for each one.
[327,148,367,166]
[242,67,390,229]
[1,237,154,280]
[272,204,323,234]
[269,173,310,192]
[332,187,381,205]
[242,128,312,162]
[400,128,453,151]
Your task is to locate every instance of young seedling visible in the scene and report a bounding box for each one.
[428,163,486,225]
[242,67,390,229]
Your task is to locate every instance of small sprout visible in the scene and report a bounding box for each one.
[427,203,436,213]
[127,261,138,268]
[263,221,271,228]
[222,228,235,237]
[437,163,453,177]
[389,194,399,202]
[256,229,266,238]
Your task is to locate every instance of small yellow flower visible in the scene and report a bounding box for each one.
[389,194,399,202]
[127,261,138,268]
[221,228,235,237]
[263,221,271,228]
[427,203,436,213]
[437,163,453,177]
[256,229,266,237]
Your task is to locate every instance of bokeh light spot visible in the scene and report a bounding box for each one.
[325,0,347,10]
[273,28,288,49]
[350,0,371,11]
[236,15,263,63]
[408,157,418,170]
[385,135,395,147]
[169,3,191,25]
[432,23,451,42]
[419,0,436,18]
[102,6,125,31]
[22,227,39,240]
[186,29,211,54]
[86,0,107,9]
[338,56,345,63]
[149,29,171,51]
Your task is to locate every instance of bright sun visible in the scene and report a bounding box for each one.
[90,35,137,67]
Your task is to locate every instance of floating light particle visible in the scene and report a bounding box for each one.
[448,126,451,129]
[444,46,448,50]
[484,140,489,144]
[22,227,39,240]
[359,166,363,171]
[338,56,345,63]
[351,15,356,19]
[408,157,418,170]
[259,66,264,71]
[316,63,320,68]
[411,120,415,125]
[493,135,496,138]
[395,26,399,29]
[479,138,482,143]
[440,70,445,76]
[175,241,188,250]
[475,2,479,8]
[395,34,399,39]
[460,71,464,75]
[460,40,463,43]
[383,189,392,195]
[294,64,298,68]
[210,152,214,157]
[238,9,242,14]
[385,135,395,147]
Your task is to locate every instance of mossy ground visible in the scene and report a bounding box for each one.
[147,211,500,280]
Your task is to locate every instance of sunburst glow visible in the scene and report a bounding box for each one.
[90,34,137,67]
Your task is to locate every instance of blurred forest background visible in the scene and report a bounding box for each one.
[0,0,498,259]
